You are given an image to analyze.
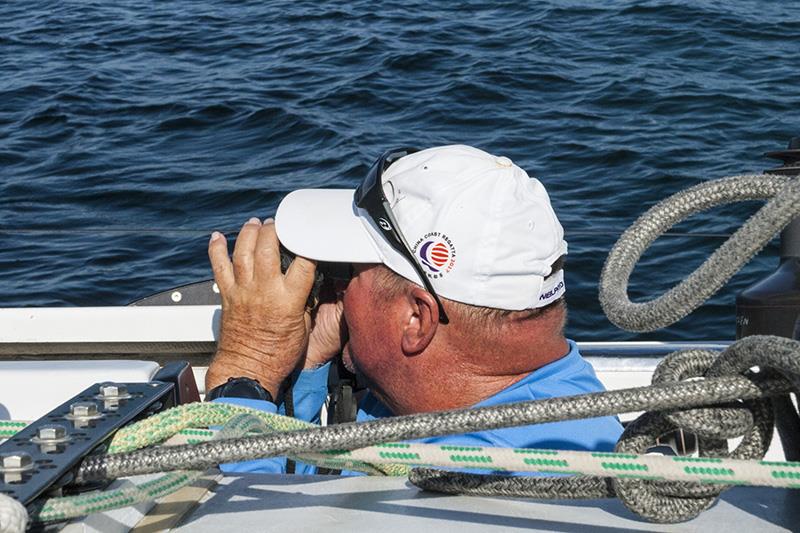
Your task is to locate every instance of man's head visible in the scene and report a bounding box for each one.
[276,145,569,412]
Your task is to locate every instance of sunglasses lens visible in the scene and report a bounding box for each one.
[386,149,411,165]
[355,158,382,207]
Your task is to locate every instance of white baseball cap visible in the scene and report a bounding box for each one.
[275,145,567,311]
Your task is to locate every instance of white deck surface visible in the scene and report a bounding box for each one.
[173,474,800,532]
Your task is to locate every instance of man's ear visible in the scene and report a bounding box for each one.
[400,287,440,355]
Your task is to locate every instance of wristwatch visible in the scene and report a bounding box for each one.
[206,376,274,403]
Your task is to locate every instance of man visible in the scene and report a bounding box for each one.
[205,145,623,474]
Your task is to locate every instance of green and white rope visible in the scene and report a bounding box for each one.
[13,403,411,524]
[106,402,312,453]
[1,404,406,480]
[147,425,800,489]
[0,421,27,440]
[102,402,401,476]
[32,413,267,522]
[6,391,800,524]
[34,471,199,523]
[320,445,800,489]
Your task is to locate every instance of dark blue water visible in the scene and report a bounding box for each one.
[1,1,799,341]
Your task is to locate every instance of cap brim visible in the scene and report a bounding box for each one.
[275,189,381,263]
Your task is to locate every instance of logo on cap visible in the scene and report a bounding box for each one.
[412,232,456,278]
[539,280,564,302]
[378,218,392,231]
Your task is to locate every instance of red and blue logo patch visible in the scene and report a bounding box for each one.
[412,232,456,278]
[419,240,450,272]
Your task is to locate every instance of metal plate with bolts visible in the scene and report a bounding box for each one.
[0,381,174,507]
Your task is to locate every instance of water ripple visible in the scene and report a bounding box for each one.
[1,0,799,341]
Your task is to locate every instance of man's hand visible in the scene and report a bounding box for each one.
[304,285,347,370]
[206,217,317,398]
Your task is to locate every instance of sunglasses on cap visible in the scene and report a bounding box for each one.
[354,148,450,324]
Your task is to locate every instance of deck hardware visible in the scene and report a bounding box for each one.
[31,425,69,444]
[66,402,102,420]
[98,383,131,400]
[0,453,33,473]
[0,381,174,506]
[31,425,71,454]
[0,452,34,484]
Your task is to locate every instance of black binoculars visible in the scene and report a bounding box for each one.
[279,246,352,309]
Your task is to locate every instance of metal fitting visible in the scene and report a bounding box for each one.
[98,382,131,399]
[66,401,102,420]
[31,424,70,445]
[0,452,34,472]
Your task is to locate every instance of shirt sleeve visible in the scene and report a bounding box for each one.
[284,362,331,424]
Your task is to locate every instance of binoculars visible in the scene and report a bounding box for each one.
[279,246,352,309]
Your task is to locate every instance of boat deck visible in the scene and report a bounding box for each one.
[161,474,798,532]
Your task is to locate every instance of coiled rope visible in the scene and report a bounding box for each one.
[419,172,800,522]
[0,494,27,533]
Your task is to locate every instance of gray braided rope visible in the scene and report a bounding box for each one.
[71,343,799,523]
[599,174,799,331]
[408,468,615,500]
[76,346,791,485]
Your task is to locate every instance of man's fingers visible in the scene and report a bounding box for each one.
[285,255,318,301]
[254,219,282,282]
[208,232,235,293]
[232,217,262,282]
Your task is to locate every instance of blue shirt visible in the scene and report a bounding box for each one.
[215,340,623,474]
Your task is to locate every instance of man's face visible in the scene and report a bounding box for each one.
[340,264,394,386]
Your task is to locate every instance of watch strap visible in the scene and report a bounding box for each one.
[206,376,275,403]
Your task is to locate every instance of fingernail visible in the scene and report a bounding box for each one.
[247,217,261,225]
[263,217,274,224]
[210,231,223,242]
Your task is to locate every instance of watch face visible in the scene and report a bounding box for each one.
[209,377,273,403]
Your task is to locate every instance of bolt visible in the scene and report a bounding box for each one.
[0,452,33,471]
[99,383,128,398]
[37,424,67,441]
[70,401,99,418]
[103,399,121,411]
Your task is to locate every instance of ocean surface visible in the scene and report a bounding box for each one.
[1,1,798,342]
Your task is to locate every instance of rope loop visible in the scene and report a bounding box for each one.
[651,348,773,451]
[599,174,800,332]
[611,335,800,522]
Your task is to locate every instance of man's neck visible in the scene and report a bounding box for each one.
[386,336,570,415]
